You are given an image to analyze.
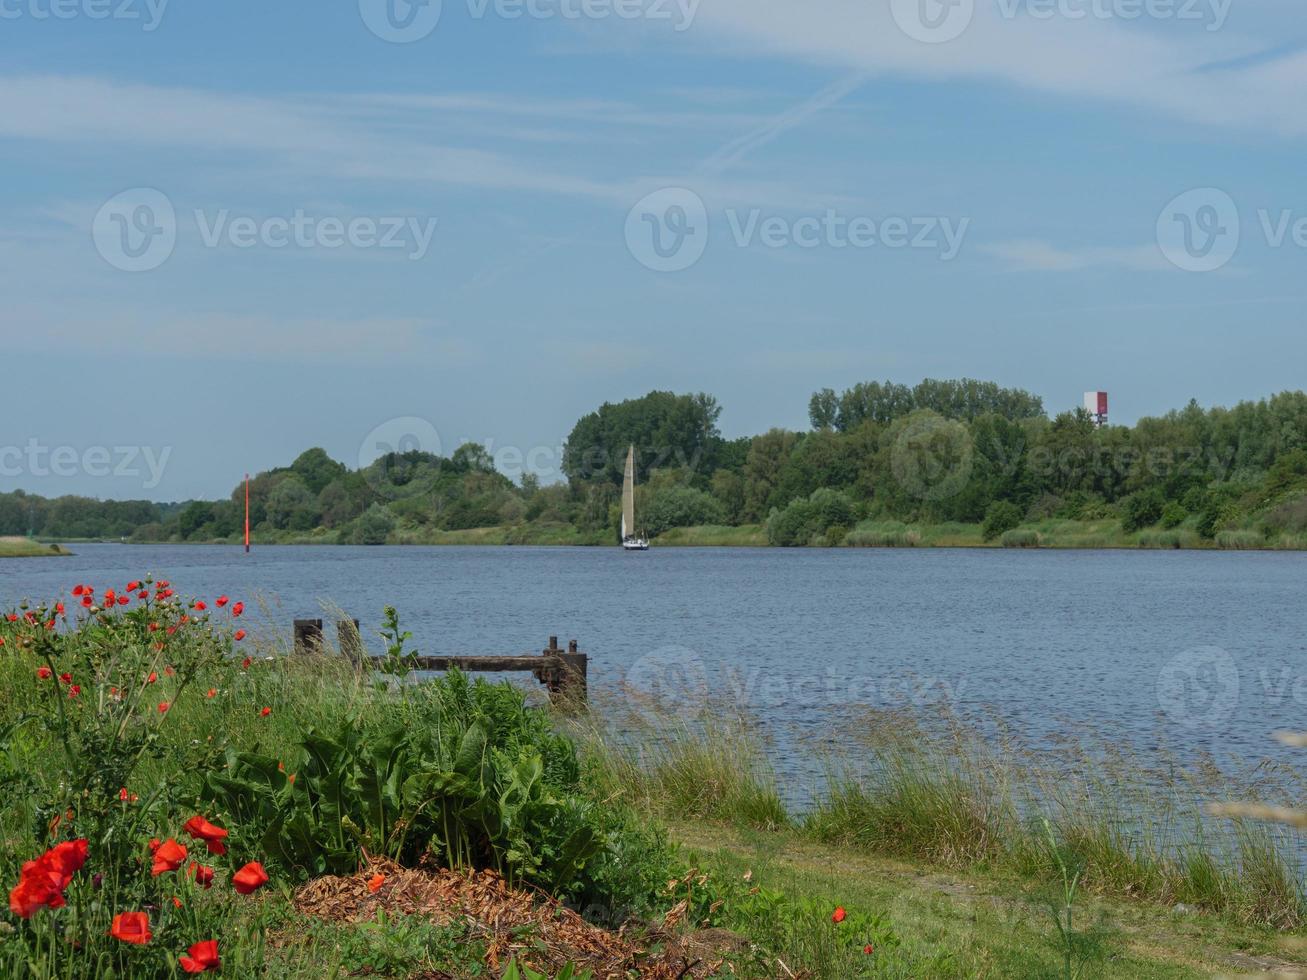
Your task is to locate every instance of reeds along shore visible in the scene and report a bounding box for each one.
[574,690,1307,931]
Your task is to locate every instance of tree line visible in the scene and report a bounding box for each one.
[5,381,1307,547]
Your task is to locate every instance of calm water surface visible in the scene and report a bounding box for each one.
[3,544,1305,799]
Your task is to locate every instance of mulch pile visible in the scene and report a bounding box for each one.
[292,858,752,978]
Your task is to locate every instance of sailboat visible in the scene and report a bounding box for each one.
[620,445,650,551]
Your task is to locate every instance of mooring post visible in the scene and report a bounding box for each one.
[337,618,363,665]
[293,618,324,656]
[542,636,587,708]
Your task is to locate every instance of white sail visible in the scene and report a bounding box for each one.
[622,445,636,540]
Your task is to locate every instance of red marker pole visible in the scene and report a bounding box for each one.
[244,473,250,554]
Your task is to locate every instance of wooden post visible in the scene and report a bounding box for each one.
[337,618,363,665]
[543,636,587,709]
[293,619,324,656]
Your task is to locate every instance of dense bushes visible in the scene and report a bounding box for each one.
[641,486,725,537]
[981,501,1022,541]
[766,488,856,546]
[0,580,694,977]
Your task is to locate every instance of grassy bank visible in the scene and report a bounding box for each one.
[114,517,1307,550]
[0,536,70,557]
[5,579,1307,976]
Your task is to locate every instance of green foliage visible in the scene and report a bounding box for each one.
[642,485,726,538]
[981,500,1023,541]
[766,488,855,546]
[1120,488,1166,532]
[13,383,1307,550]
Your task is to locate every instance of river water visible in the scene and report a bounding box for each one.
[4,544,1305,802]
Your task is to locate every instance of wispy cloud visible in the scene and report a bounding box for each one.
[981,239,1173,272]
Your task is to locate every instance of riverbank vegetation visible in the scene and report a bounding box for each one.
[0,536,70,558]
[3,579,1306,976]
[7,379,1307,552]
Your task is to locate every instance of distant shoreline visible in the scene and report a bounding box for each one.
[41,519,1306,552]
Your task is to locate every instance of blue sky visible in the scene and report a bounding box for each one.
[2,0,1305,500]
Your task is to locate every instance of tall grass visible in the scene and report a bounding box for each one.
[1216,529,1266,549]
[585,696,1307,929]
[571,697,788,830]
[845,521,922,547]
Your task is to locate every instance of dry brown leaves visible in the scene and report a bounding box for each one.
[292,858,746,978]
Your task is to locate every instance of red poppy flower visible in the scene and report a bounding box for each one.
[188,862,215,888]
[158,580,170,589]
[81,596,93,608]
[119,787,129,801]
[151,838,187,877]
[117,596,129,606]
[138,590,149,600]
[109,911,152,945]
[216,596,229,608]
[863,944,875,955]
[367,872,385,893]
[193,601,207,611]
[126,581,141,592]
[8,874,62,918]
[5,613,17,622]
[241,657,252,669]
[103,590,116,604]
[54,602,65,616]
[231,862,268,895]
[183,816,229,856]
[164,666,175,677]
[148,622,159,632]
[234,630,246,642]
[206,688,217,698]
[37,667,52,680]
[231,602,244,617]
[147,671,157,684]
[67,686,81,698]
[179,939,220,973]
[171,896,183,909]
[260,706,271,717]
[59,672,72,683]
[158,702,170,714]
[831,906,846,924]
[71,585,86,597]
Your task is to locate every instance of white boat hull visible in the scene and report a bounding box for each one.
[622,538,649,551]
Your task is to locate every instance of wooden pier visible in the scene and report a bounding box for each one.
[292,619,587,706]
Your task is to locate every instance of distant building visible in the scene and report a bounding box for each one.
[1083,391,1108,427]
